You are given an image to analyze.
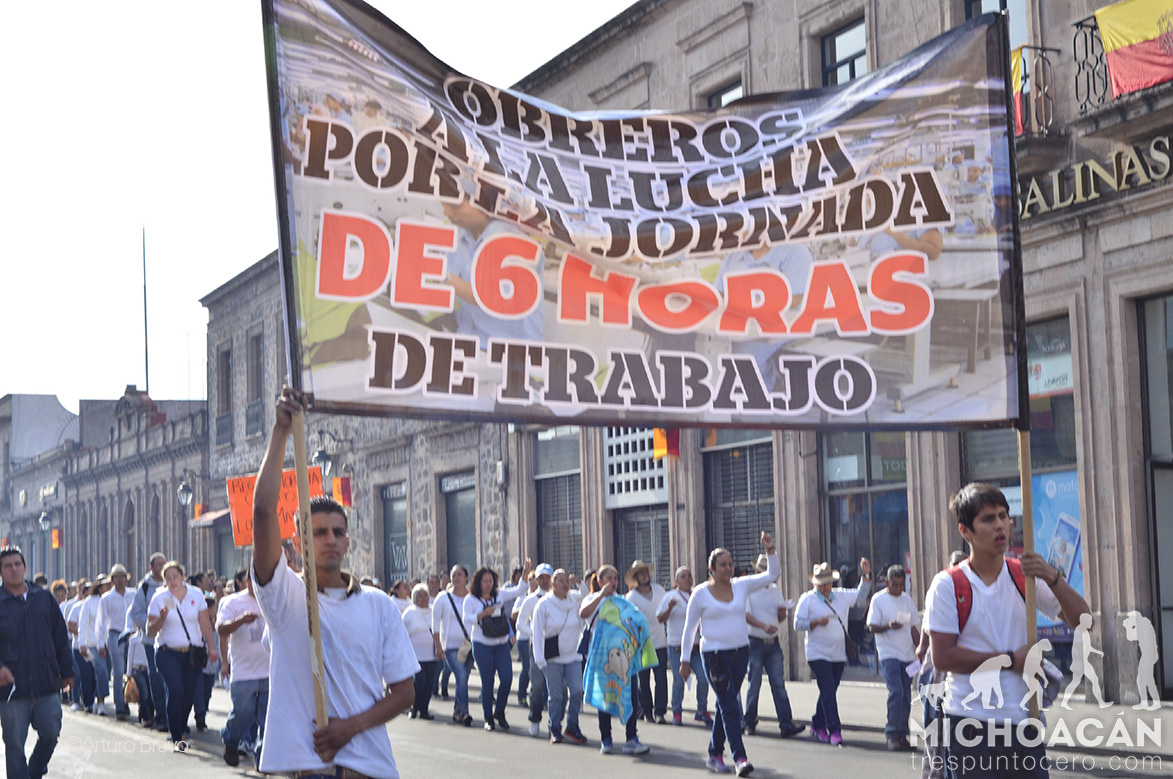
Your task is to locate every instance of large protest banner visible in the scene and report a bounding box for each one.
[261,1,1024,430]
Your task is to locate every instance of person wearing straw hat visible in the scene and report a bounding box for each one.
[793,557,871,746]
[625,560,668,725]
[99,564,134,720]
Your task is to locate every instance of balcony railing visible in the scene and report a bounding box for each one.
[216,412,233,448]
[1073,15,1111,115]
[245,400,264,437]
[1017,45,1059,137]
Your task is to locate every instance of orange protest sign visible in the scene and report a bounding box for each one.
[227,466,324,547]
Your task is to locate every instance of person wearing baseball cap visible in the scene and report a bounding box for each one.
[514,562,554,737]
[99,564,134,719]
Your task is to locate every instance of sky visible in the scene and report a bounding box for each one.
[0,0,636,413]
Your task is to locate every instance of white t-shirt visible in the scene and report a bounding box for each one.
[215,591,270,683]
[866,590,919,663]
[253,555,419,778]
[98,588,134,637]
[148,585,208,650]
[746,584,787,640]
[794,583,870,663]
[627,584,667,649]
[656,588,691,647]
[926,561,1062,723]
[402,604,436,662]
[532,593,583,668]
[462,579,528,646]
[682,554,779,656]
[432,590,469,651]
[513,587,548,640]
[128,632,147,669]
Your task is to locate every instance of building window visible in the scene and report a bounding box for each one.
[704,441,774,573]
[603,427,667,509]
[534,427,583,575]
[216,348,232,447]
[707,80,744,109]
[965,0,1027,49]
[246,331,264,437]
[822,18,868,87]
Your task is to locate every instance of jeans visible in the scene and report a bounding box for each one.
[808,659,846,734]
[156,647,200,742]
[442,648,472,718]
[69,650,84,706]
[637,647,668,719]
[543,660,583,735]
[702,646,750,762]
[597,672,640,743]
[516,638,531,701]
[85,647,109,699]
[471,640,513,722]
[144,642,168,728]
[881,658,913,739]
[195,668,216,719]
[944,716,1048,779]
[73,649,95,708]
[668,645,709,715]
[436,661,451,696]
[527,646,548,723]
[222,677,268,767]
[412,661,437,717]
[0,694,63,779]
[745,637,793,728]
[131,669,152,721]
[105,630,127,712]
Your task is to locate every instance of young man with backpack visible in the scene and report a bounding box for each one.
[926,483,1090,778]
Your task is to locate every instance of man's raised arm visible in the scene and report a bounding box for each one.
[253,387,304,586]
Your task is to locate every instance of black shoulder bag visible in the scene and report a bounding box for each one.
[479,596,511,639]
[825,599,860,664]
[174,595,209,671]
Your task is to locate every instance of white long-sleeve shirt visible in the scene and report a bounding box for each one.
[98,587,134,638]
[681,553,779,657]
[531,593,583,668]
[463,579,529,645]
[513,587,549,640]
[431,590,469,652]
[78,596,104,648]
[793,581,871,663]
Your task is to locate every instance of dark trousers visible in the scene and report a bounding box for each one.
[944,716,1049,779]
[516,639,531,702]
[597,672,641,743]
[527,648,548,724]
[637,647,668,719]
[0,694,63,779]
[412,661,437,716]
[72,649,95,708]
[156,647,199,742]
[144,643,168,728]
[702,646,750,762]
[808,659,846,734]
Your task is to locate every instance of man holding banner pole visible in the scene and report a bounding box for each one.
[251,387,419,779]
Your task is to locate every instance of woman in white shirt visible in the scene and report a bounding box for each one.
[792,558,871,747]
[147,561,219,747]
[680,532,777,777]
[463,559,531,731]
[78,576,112,715]
[531,569,587,745]
[656,566,711,727]
[403,583,437,720]
[432,565,473,726]
[388,579,412,614]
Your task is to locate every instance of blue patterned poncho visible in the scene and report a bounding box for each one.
[582,595,659,722]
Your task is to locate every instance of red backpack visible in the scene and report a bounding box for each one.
[949,557,1025,633]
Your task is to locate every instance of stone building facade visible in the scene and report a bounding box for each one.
[498,0,1173,703]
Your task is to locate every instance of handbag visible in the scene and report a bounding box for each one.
[174,594,209,671]
[825,600,860,664]
[125,676,139,704]
[576,604,600,658]
[448,592,474,663]
[478,597,511,639]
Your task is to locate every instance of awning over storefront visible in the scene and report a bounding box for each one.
[189,507,230,529]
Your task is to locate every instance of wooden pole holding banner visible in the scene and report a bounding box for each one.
[291,417,333,761]
[1017,432,1040,721]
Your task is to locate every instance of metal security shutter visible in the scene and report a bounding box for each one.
[705,443,775,571]
[613,505,671,590]
[536,474,583,575]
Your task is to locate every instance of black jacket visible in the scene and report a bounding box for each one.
[0,582,73,699]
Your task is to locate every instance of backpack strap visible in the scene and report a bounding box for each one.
[951,557,1027,634]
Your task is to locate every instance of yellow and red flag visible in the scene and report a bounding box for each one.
[1095,0,1173,99]
[653,428,679,460]
[332,477,353,507]
[1010,46,1025,135]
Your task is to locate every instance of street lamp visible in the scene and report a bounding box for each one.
[313,430,355,479]
[177,478,194,507]
[38,511,50,579]
[312,448,333,478]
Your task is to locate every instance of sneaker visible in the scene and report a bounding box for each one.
[94,702,110,717]
[655,713,667,725]
[495,715,510,731]
[564,728,587,746]
[599,739,613,754]
[484,721,496,732]
[735,759,754,777]
[196,718,207,732]
[886,737,902,751]
[781,723,806,738]
[745,723,757,736]
[172,741,186,753]
[622,738,650,755]
[518,695,528,707]
[463,715,473,727]
[408,710,418,719]
[829,730,844,746]
[223,745,240,767]
[70,703,82,712]
[695,711,714,726]
[529,721,541,738]
[419,713,435,720]
[550,730,564,744]
[673,713,683,726]
[706,755,733,773]
[810,727,830,743]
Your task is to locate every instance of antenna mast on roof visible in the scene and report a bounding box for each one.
[142,226,149,396]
